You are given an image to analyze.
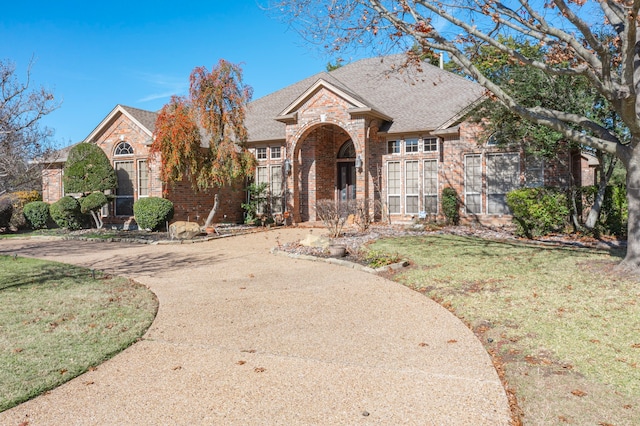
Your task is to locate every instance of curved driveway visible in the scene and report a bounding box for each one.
[1,228,510,425]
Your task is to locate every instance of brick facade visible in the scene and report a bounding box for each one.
[43,61,591,228]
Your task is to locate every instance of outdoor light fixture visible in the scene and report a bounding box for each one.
[284,158,292,175]
[355,154,363,173]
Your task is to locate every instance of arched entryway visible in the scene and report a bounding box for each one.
[291,124,358,222]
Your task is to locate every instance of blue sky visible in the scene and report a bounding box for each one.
[1,1,343,148]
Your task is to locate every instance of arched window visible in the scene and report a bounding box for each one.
[114,142,134,156]
[337,140,356,158]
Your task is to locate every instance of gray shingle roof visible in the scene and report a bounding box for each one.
[245,55,485,142]
[120,105,158,133]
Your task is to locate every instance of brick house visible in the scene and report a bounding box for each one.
[43,55,588,227]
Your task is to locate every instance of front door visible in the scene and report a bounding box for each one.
[338,162,356,201]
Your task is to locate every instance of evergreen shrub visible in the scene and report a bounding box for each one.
[441,187,460,225]
[23,201,51,230]
[50,196,85,230]
[133,197,174,231]
[506,187,569,238]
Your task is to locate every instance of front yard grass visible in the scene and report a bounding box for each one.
[0,256,158,412]
[369,235,639,426]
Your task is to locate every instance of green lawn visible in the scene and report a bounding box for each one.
[369,235,640,425]
[0,256,158,412]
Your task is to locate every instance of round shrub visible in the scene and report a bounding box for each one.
[23,201,51,230]
[441,187,460,225]
[506,187,569,238]
[50,196,85,230]
[80,192,109,214]
[133,197,174,231]
[0,195,14,229]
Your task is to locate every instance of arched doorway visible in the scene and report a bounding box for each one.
[337,140,356,202]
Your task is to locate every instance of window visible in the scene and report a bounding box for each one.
[525,155,544,187]
[138,160,149,198]
[114,142,134,156]
[388,140,400,154]
[256,147,267,160]
[115,161,135,216]
[405,161,419,214]
[423,138,438,152]
[405,138,419,154]
[465,155,482,214]
[387,161,401,214]
[255,166,268,214]
[424,160,438,214]
[270,146,281,160]
[270,165,283,213]
[487,153,519,214]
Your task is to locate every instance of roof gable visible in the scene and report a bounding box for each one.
[245,55,485,142]
[84,104,157,143]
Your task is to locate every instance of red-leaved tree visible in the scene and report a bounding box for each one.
[151,59,256,228]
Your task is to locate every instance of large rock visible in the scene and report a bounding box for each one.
[169,221,202,240]
[299,233,331,249]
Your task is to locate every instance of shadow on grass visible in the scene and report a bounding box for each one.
[384,233,625,263]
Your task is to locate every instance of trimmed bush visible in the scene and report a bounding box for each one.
[80,192,109,214]
[506,187,569,238]
[63,143,117,193]
[50,196,85,230]
[23,201,51,230]
[133,197,174,231]
[0,196,14,229]
[441,187,460,225]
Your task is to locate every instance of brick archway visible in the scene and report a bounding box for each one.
[290,123,354,222]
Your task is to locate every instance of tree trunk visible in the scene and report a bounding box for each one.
[203,193,219,229]
[90,210,103,229]
[584,153,616,231]
[618,148,640,272]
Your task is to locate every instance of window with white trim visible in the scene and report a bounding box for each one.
[387,161,401,214]
[255,166,268,214]
[256,147,267,160]
[487,153,519,214]
[465,154,482,214]
[405,138,419,154]
[525,155,544,188]
[387,140,400,154]
[405,160,419,214]
[423,159,438,214]
[270,165,283,213]
[138,160,149,198]
[115,161,135,216]
[114,142,134,156]
[270,146,281,160]
[423,137,438,152]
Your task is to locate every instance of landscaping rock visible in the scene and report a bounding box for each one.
[299,233,331,249]
[169,221,202,240]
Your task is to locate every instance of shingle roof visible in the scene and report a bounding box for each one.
[245,55,485,142]
[120,105,158,133]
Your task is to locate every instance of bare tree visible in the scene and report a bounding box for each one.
[0,58,59,196]
[272,0,640,272]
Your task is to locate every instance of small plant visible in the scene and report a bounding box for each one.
[364,249,401,268]
[441,187,460,225]
[506,187,569,238]
[315,199,351,238]
[351,198,372,233]
[50,196,85,230]
[23,201,51,229]
[241,182,268,225]
[133,197,174,231]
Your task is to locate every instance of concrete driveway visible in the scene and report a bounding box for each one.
[0,228,511,425]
